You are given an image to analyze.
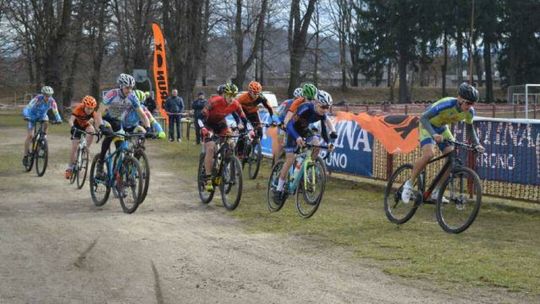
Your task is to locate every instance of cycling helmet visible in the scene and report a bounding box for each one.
[117,73,136,88]
[41,86,54,96]
[223,83,238,97]
[317,90,333,107]
[293,87,303,98]
[458,82,479,103]
[248,81,262,94]
[302,83,317,100]
[81,95,97,108]
[134,89,146,102]
[217,84,226,95]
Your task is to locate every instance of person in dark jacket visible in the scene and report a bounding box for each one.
[144,91,156,114]
[191,92,207,144]
[164,89,184,142]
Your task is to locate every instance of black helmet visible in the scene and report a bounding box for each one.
[217,84,226,95]
[458,82,479,103]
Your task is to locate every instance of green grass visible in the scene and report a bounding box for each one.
[154,135,540,295]
[2,112,539,295]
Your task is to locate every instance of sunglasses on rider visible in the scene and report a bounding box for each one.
[320,105,330,110]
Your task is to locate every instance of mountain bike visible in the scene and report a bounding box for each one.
[126,130,155,203]
[89,129,144,214]
[69,129,100,189]
[235,125,262,179]
[197,132,243,211]
[267,143,332,218]
[23,120,60,177]
[384,140,482,234]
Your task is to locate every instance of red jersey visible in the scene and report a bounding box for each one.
[202,95,246,125]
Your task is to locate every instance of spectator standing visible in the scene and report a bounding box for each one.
[164,89,184,142]
[192,92,207,144]
[144,91,156,114]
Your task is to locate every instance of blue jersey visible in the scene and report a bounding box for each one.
[286,102,327,140]
[22,94,62,122]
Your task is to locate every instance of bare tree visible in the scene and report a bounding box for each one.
[162,0,205,103]
[112,0,156,72]
[231,0,268,88]
[88,0,111,99]
[287,0,318,96]
[328,0,350,90]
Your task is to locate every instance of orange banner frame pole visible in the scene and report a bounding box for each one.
[152,22,169,124]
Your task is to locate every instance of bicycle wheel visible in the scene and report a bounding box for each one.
[69,150,78,184]
[436,167,482,234]
[76,147,89,189]
[35,138,48,177]
[220,156,243,211]
[315,156,328,182]
[197,153,215,204]
[383,164,422,224]
[296,160,325,218]
[134,150,150,203]
[247,142,262,179]
[117,155,143,214]
[89,154,111,206]
[71,146,82,185]
[266,160,286,212]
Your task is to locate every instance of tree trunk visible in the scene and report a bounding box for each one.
[232,0,268,88]
[398,50,409,103]
[456,32,463,83]
[441,30,448,97]
[90,0,108,100]
[200,0,210,86]
[287,0,317,97]
[43,0,73,112]
[483,35,493,102]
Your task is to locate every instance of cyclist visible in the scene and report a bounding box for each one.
[65,95,101,179]
[282,83,318,126]
[401,82,486,203]
[22,86,62,166]
[123,90,166,138]
[199,83,248,191]
[236,81,275,141]
[273,90,338,203]
[95,73,150,177]
[268,87,303,164]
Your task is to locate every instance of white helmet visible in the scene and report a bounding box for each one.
[41,86,54,96]
[293,87,303,98]
[117,73,136,88]
[317,90,333,107]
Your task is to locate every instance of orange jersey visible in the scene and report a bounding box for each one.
[72,103,98,128]
[288,97,307,113]
[236,92,273,115]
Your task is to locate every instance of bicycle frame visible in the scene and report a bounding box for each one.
[100,134,131,187]
[32,121,46,151]
[419,142,469,202]
[287,144,330,195]
[212,135,237,178]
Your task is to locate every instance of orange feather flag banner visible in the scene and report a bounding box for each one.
[334,111,419,154]
[152,22,169,124]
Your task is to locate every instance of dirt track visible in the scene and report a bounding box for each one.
[0,128,529,303]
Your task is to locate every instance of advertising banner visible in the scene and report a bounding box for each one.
[151,23,169,123]
[453,118,540,185]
